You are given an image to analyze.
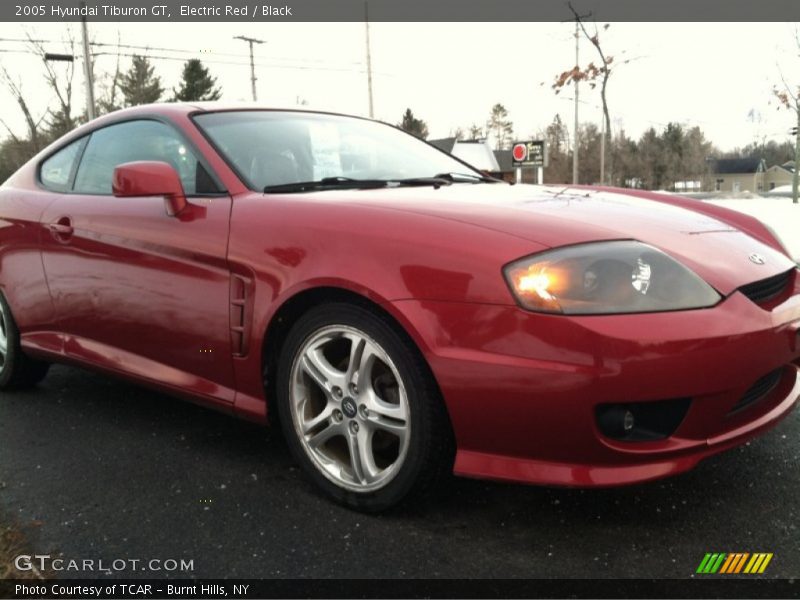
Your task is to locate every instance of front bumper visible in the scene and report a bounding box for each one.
[389,273,800,487]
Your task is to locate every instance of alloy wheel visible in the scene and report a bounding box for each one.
[289,325,411,493]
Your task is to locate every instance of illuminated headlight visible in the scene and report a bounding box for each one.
[504,241,721,315]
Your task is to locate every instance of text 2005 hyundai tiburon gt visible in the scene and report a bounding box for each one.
[1,104,799,510]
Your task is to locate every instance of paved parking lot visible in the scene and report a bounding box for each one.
[1,364,798,579]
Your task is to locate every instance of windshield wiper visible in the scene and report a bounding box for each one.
[262,173,497,194]
[393,176,453,188]
[263,177,389,194]
[264,176,455,193]
[433,172,504,184]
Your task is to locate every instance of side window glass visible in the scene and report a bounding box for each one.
[73,120,216,195]
[40,138,85,192]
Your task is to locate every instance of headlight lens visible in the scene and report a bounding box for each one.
[504,241,721,314]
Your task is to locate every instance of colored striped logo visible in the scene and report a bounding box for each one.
[696,553,773,574]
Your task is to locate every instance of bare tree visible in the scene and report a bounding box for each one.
[772,28,800,204]
[486,104,513,150]
[552,4,624,184]
[0,63,47,151]
[26,29,80,137]
[467,124,484,140]
[0,26,85,173]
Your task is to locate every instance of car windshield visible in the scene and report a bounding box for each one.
[193,110,485,192]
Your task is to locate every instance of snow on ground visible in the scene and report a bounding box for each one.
[702,196,800,262]
[766,184,795,197]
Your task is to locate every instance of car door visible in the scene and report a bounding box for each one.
[39,118,236,403]
[0,137,88,356]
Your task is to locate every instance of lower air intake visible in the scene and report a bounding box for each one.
[729,368,783,415]
[738,270,793,305]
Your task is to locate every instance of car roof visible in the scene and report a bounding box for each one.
[58,102,366,141]
[98,101,355,120]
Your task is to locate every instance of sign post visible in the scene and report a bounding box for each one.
[511,140,547,185]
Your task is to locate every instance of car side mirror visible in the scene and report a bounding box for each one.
[112,161,188,217]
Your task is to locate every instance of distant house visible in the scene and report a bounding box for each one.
[764,161,796,191]
[428,138,500,173]
[428,137,457,154]
[706,157,766,193]
[429,138,545,183]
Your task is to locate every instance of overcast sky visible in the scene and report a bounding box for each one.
[0,21,798,151]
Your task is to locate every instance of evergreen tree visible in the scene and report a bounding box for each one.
[397,108,429,139]
[467,124,484,140]
[543,114,572,183]
[486,103,513,150]
[45,106,81,140]
[172,59,222,102]
[119,55,164,106]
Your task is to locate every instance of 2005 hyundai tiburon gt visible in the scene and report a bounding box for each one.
[1,103,799,511]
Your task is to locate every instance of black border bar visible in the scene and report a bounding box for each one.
[1,578,800,599]
[4,0,800,22]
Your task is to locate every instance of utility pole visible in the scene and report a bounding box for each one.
[572,18,580,185]
[234,35,264,101]
[364,1,374,118]
[80,1,95,120]
[567,6,592,185]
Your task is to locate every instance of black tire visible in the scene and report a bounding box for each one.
[276,302,453,512]
[0,292,50,390]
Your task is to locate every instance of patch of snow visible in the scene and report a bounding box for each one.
[703,197,800,261]
[766,184,796,197]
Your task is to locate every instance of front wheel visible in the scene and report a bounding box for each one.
[0,292,50,390]
[276,303,452,512]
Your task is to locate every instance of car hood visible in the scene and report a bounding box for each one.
[343,184,796,295]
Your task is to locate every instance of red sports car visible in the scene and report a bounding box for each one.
[1,104,799,511]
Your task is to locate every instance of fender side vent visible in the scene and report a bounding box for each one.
[230,274,253,357]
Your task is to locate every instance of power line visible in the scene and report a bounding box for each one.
[91,50,371,73]
[2,45,376,74]
[0,37,366,69]
[89,40,364,66]
[0,37,50,43]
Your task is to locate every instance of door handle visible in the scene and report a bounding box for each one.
[48,217,74,240]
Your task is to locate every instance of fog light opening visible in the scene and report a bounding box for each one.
[623,410,635,432]
[596,398,691,442]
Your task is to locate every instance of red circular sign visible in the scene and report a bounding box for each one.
[512,143,527,161]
